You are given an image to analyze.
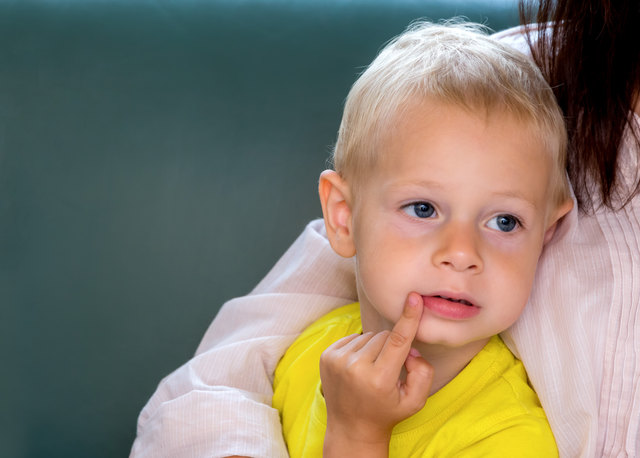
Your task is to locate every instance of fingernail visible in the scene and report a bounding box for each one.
[407,293,419,308]
[409,347,421,358]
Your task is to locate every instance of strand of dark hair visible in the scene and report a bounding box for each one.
[519,0,640,211]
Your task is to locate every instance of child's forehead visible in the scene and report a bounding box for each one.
[342,96,566,207]
[358,102,558,203]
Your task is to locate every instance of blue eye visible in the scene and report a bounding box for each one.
[404,202,436,219]
[488,214,520,232]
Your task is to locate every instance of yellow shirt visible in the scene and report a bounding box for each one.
[273,303,558,457]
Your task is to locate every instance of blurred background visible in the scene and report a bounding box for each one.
[1,0,518,456]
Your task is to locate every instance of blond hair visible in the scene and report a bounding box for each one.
[332,20,570,205]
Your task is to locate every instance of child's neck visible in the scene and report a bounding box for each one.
[412,338,490,395]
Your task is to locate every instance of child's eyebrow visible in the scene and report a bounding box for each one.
[384,179,445,192]
[489,190,540,211]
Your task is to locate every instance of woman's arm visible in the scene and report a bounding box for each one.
[131,219,358,457]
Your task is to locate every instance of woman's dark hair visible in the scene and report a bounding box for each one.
[519,0,640,211]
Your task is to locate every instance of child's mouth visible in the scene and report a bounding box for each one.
[435,295,474,306]
[422,294,481,320]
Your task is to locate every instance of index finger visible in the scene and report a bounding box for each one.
[374,292,423,373]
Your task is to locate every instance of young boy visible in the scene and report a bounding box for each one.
[272,21,573,457]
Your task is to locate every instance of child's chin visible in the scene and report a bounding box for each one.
[415,327,483,349]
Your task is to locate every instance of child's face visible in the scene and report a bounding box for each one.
[349,102,569,351]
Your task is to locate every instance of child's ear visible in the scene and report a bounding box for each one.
[318,170,356,258]
[543,198,574,245]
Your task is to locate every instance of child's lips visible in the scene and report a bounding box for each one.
[429,290,478,307]
[421,293,481,320]
[434,295,474,307]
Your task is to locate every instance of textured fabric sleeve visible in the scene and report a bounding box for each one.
[131,219,358,457]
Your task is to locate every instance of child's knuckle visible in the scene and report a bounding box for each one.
[388,330,408,347]
[369,373,389,392]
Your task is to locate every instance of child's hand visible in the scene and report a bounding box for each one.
[320,292,433,457]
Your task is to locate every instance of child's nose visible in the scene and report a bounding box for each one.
[431,223,483,273]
